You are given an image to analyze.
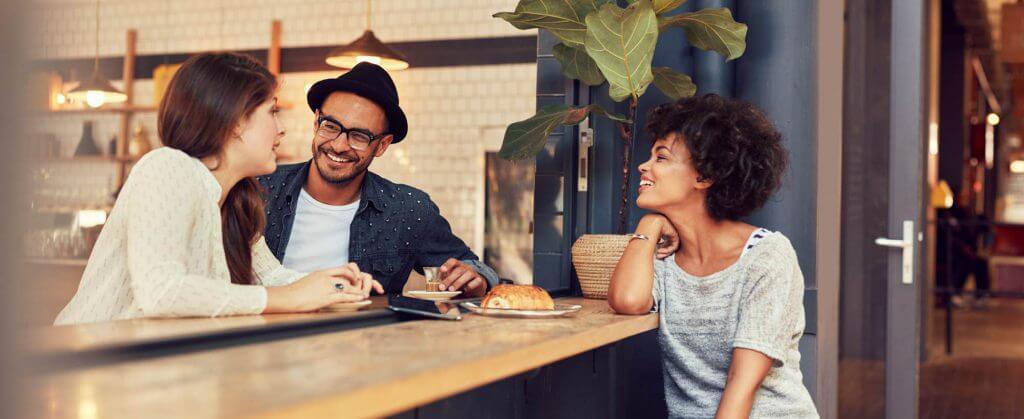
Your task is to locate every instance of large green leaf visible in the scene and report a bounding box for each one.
[588,104,630,123]
[499,104,628,160]
[584,1,659,102]
[628,0,686,15]
[553,43,605,86]
[659,8,747,60]
[493,0,611,48]
[652,67,696,100]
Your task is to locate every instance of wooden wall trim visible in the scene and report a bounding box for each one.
[815,0,844,417]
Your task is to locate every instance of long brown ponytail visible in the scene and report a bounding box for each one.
[157,52,276,285]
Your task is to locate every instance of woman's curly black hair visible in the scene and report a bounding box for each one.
[645,94,787,221]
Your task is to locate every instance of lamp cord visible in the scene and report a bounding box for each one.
[93,0,100,74]
[367,0,372,30]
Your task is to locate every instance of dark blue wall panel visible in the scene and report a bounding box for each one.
[533,31,580,294]
[734,0,818,284]
[693,0,736,97]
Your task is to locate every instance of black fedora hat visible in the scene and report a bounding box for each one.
[306,62,408,142]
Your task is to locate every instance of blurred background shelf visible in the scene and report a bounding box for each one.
[38,105,157,115]
[32,205,113,214]
[36,155,136,163]
[24,258,88,267]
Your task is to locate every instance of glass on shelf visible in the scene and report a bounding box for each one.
[23,228,87,259]
[30,161,115,212]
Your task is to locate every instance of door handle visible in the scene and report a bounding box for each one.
[577,124,592,192]
[874,220,915,285]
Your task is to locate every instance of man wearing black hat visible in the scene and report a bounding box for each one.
[259,62,498,297]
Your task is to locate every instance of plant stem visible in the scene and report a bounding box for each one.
[617,96,638,234]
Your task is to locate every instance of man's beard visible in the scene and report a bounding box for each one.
[313,145,370,185]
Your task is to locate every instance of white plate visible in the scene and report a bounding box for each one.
[407,290,463,301]
[321,299,373,312]
[459,302,582,318]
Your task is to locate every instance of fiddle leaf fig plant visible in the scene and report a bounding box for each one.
[494,0,747,232]
[493,0,610,48]
[632,0,686,15]
[651,67,696,100]
[498,104,628,160]
[552,43,605,86]
[658,8,748,59]
[584,0,659,102]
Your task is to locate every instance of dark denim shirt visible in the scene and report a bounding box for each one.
[259,160,498,294]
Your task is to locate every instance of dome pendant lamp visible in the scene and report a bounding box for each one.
[325,0,409,71]
[66,0,127,108]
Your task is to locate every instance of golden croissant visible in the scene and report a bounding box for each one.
[480,284,555,310]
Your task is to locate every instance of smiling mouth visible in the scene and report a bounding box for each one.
[639,180,655,192]
[322,150,356,164]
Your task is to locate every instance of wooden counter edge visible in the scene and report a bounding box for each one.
[258,312,659,419]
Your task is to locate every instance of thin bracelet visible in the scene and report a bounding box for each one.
[630,233,650,242]
[631,233,668,247]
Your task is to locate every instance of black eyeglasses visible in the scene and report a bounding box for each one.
[315,111,388,151]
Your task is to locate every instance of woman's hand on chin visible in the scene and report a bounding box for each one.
[638,214,679,259]
[264,264,382,313]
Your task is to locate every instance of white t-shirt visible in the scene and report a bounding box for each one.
[281,188,360,273]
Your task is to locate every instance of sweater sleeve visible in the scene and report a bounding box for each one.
[732,240,806,367]
[124,153,267,318]
[252,236,305,287]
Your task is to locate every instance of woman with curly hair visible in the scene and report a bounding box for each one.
[608,94,818,418]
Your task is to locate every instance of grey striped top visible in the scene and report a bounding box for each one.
[652,230,818,418]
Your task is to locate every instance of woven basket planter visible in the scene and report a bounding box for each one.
[571,234,631,299]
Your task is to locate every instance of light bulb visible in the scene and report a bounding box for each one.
[76,209,107,228]
[1011,160,1024,174]
[986,113,1000,126]
[356,55,382,65]
[85,91,106,108]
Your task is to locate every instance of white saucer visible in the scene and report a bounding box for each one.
[460,302,582,318]
[321,299,373,312]
[407,290,462,301]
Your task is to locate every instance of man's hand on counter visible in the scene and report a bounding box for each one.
[439,258,488,298]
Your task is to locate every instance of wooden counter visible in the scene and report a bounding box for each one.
[30,297,391,357]
[30,297,659,419]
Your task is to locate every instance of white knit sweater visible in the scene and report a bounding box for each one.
[54,147,303,325]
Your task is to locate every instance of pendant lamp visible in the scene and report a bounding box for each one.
[325,0,409,71]
[66,0,126,108]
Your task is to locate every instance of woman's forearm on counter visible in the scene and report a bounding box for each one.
[608,221,661,314]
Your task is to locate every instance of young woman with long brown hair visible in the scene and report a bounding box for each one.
[56,52,381,325]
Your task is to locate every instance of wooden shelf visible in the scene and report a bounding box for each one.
[36,154,138,164]
[32,205,113,214]
[24,257,88,267]
[40,105,157,115]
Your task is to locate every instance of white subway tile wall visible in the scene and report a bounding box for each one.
[28,0,538,256]
[28,0,534,59]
